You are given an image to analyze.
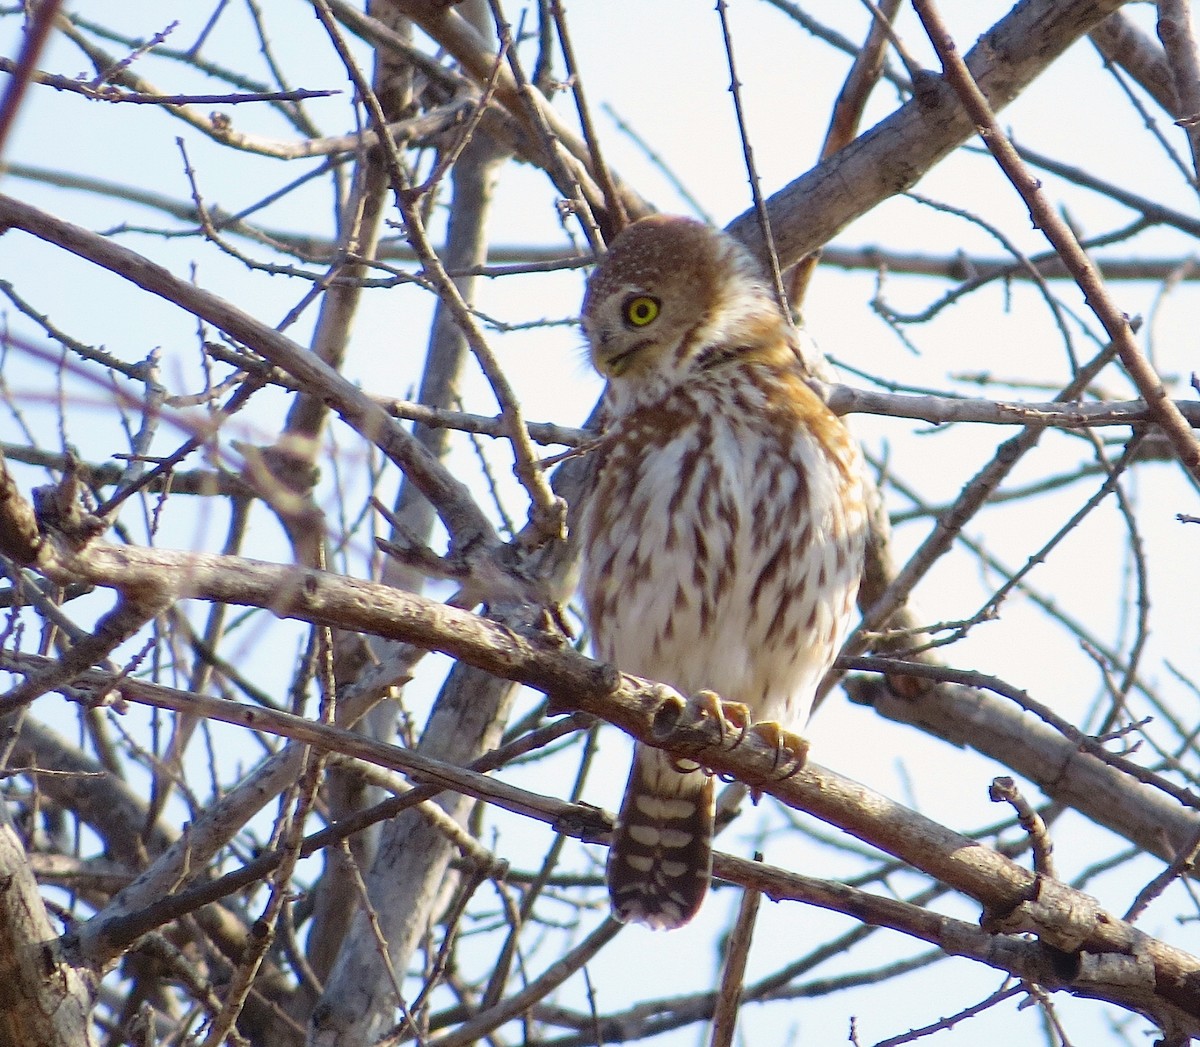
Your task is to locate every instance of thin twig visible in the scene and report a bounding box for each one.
[486,0,602,250]
[788,0,901,309]
[989,778,1056,879]
[1155,0,1200,184]
[0,59,339,104]
[0,191,500,552]
[870,985,1025,1047]
[314,0,566,548]
[549,0,627,235]
[427,918,624,1047]
[1125,823,1200,922]
[715,0,789,316]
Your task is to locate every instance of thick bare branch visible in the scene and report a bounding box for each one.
[728,0,1128,266]
[8,628,1200,1034]
[0,798,96,1047]
[15,538,1198,876]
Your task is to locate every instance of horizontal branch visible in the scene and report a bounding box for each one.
[819,245,1200,284]
[7,161,1198,285]
[187,100,474,161]
[381,386,1200,444]
[0,57,339,105]
[824,386,1200,428]
[716,853,1187,1024]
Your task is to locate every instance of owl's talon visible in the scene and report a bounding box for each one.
[688,689,751,749]
[720,701,752,748]
[751,720,810,779]
[691,688,723,720]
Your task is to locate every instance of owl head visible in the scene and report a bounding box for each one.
[581,215,787,413]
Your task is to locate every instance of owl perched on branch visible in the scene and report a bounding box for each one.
[580,215,868,929]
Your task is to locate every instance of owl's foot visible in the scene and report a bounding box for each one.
[669,691,752,778]
[751,720,810,779]
[691,689,752,749]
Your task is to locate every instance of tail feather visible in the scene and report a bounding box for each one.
[606,744,715,929]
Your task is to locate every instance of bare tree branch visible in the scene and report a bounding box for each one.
[729,0,1128,266]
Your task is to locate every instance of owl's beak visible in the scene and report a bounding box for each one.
[595,348,636,378]
[592,332,644,378]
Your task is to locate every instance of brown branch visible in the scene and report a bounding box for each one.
[0,0,62,160]
[485,0,602,249]
[709,859,761,1047]
[788,0,901,309]
[38,19,466,160]
[0,798,95,1047]
[7,381,1198,513]
[1156,0,1200,179]
[11,160,1200,282]
[849,339,1118,661]
[10,646,1187,1034]
[10,546,1192,912]
[548,0,626,234]
[0,448,42,564]
[200,643,330,1047]
[1091,11,1182,116]
[869,985,1025,1047]
[8,592,1200,1036]
[716,0,788,316]
[177,102,472,161]
[1124,823,1200,923]
[5,717,176,865]
[0,589,171,712]
[426,918,623,1047]
[989,776,1056,880]
[728,0,1129,268]
[6,538,1200,1033]
[842,660,1200,869]
[9,649,586,967]
[314,1,565,549]
[329,0,650,228]
[824,386,1200,429]
[1011,140,1200,238]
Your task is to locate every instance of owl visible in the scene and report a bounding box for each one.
[579,215,867,929]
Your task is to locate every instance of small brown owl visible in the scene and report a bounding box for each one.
[580,215,867,929]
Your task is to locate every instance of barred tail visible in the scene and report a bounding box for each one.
[606,744,715,929]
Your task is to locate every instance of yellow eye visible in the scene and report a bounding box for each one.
[624,295,660,327]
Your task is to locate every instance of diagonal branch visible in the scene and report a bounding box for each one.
[0,192,498,556]
[19,537,1200,867]
[7,585,1200,1036]
[728,0,1129,267]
